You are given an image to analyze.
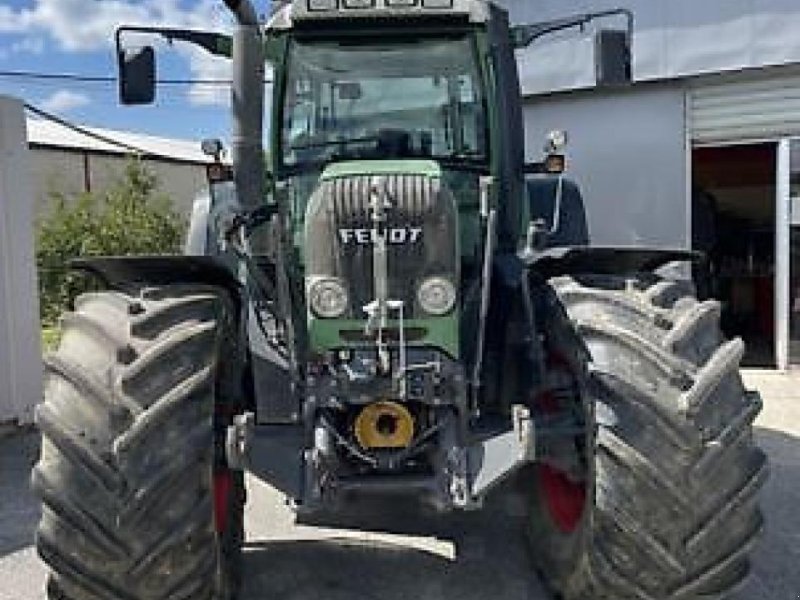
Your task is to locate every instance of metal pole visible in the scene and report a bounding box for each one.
[775,138,791,370]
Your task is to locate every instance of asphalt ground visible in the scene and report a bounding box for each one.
[1,369,798,600]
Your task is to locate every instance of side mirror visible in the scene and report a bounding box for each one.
[201,138,225,162]
[118,46,156,105]
[595,29,631,87]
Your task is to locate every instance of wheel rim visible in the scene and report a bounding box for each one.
[534,359,588,534]
[214,469,233,533]
[536,463,586,533]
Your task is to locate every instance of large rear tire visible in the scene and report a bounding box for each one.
[33,285,244,600]
[527,274,767,600]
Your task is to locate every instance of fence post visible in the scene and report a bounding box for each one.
[0,95,42,426]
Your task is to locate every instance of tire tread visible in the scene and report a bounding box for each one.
[34,286,233,600]
[534,274,766,600]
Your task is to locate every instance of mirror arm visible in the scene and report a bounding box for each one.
[511,8,633,49]
[115,26,232,59]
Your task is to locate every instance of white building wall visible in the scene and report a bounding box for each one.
[500,0,800,96]
[524,84,689,248]
[0,96,42,425]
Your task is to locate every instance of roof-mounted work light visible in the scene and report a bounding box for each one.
[293,0,488,22]
[343,0,375,8]
[305,0,459,12]
[308,0,338,11]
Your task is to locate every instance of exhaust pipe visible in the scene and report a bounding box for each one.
[223,0,259,24]
[223,0,264,210]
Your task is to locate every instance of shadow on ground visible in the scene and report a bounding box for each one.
[240,426,800,600]
[733,426,800,599]
[240,485,547,600]
[0,431,40,559]
[242,472,548,600]
[0,424,798,600]
[241,536,541,600]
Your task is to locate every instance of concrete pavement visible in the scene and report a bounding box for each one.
[1,369,798,599]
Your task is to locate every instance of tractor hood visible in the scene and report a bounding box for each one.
[304,160,460,355]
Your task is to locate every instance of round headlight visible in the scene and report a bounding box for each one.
[417,276,456,316]
[309,278,349,318]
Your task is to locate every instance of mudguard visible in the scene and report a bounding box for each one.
[71,255,242,296]
[74,255,298,425]
[523,246,700,279]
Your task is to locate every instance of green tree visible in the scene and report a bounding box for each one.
[36,159,186,326]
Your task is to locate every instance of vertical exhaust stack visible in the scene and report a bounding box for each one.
[223,0,265,210]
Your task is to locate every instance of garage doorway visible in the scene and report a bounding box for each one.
[692,143,777,367]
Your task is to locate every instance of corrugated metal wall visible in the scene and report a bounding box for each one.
[690,73,800,144]
[29,148,209,218]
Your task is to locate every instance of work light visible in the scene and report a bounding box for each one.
[343,0,375,7]
[417,276,456,316]
[309,277,350,318]
[308,0,338,11]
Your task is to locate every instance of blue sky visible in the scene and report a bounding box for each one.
[0,0,273,143]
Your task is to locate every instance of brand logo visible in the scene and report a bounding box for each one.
[339,227,423,245]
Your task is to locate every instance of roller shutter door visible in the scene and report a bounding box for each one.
[690,74,800,144]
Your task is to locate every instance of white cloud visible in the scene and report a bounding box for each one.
[11,37,45,55]
[0,0,237,51]
[0,6,29,33]
[0,0,250,106]
[182,48,232,106]
[40,89,91,113]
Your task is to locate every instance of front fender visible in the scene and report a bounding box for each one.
[71,255,242,297]
[522,246,700,279]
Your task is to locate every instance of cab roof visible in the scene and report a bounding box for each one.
[266,0,492,31]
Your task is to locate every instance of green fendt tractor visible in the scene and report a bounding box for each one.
[33,1,767,598]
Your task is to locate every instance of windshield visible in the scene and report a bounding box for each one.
[281,36,488,170]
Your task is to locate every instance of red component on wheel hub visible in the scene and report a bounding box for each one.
[537,464,586,533]
[534,355,587,534]
[214,470,233,533]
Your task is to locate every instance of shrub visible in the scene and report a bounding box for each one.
[36,159,186,326]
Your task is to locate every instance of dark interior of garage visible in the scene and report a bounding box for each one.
[692,143,776,367]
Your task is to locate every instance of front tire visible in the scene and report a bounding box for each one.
[33,285,244,600]
[528,274,767,600]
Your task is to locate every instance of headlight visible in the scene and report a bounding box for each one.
[309,278,349,318]
[417,276,456,316]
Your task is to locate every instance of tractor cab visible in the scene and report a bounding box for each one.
[265,0,522,260]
